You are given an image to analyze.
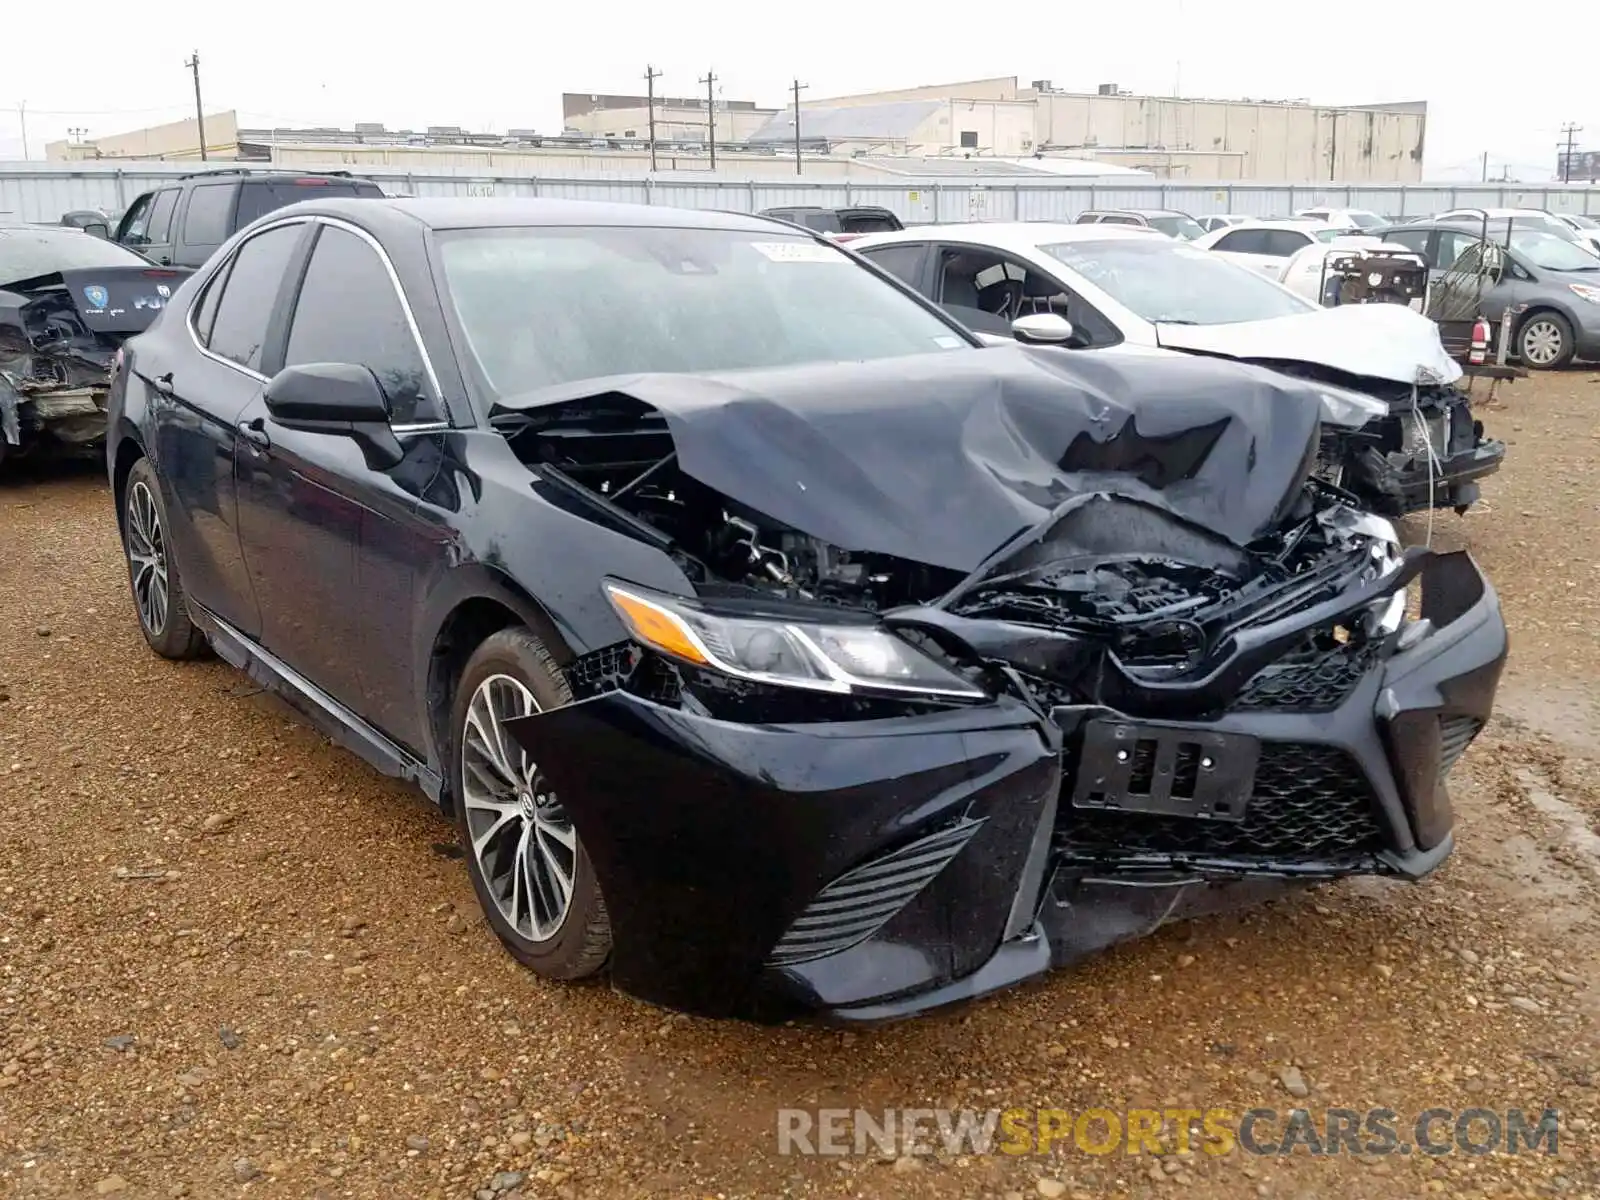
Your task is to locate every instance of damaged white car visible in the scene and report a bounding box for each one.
[849,222,1505,517]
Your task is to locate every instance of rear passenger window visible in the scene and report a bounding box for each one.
[1264,230,1313,256]
[1214,229,1270,254]
[235,180,368,227]
[859,244,926,287]
[284,225,438,424]
[205,224,303,372]
[182,184,236,247]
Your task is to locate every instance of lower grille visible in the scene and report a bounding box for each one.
[766,817,985,967]
[1439,714,1482,778]
[1057,743,1384,860]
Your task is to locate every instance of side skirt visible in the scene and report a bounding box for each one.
[189,603,445,805]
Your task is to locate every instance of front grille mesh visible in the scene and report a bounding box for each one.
[1056,743,1383,861]
[766,817,985,967]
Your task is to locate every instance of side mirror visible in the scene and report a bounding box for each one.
[83,223,110,240]
[1011,312,1077,346]
[263,362,404,469]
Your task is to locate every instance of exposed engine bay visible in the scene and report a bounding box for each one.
[496,353,1410,723]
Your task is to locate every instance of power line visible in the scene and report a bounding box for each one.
[699,69,717,171]
[185,51,208,162]
[1559,122,1583,183]
[790,77,806,175]
[643,65,662,173]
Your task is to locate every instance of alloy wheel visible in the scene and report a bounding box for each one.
[1521,319,1564,367]
[126,481,169,635]
[460,674,577,942]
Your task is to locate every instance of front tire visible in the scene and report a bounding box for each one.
[1517,311,1575,369]
[121,458,208,660]
[451,628,611,981]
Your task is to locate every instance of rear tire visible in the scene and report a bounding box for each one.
[451,628,611,981]
[121,458,208,660]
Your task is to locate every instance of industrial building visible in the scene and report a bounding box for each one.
[561,92,777,144]
[755,76,1427,181]
[44,75,1427,183]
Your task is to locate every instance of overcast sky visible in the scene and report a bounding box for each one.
[4,0,1595,181]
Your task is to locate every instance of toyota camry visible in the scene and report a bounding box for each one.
[108,198,1508,1022]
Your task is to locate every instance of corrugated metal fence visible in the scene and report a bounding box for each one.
[3,161,1597,224]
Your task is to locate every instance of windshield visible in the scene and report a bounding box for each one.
[437,226,970,398]
[1346,211,1383,228]
[1146,214,1206,241]
[1566,214,1599,230]
[1507,230,1600,271]
[1313,228,1344,242]
[0,227,150,283]
[1041,238,1314,324]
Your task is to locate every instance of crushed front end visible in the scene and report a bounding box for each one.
[494,348,1509,1021]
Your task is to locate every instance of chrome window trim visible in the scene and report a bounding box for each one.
[185,215,309,384]
[305,216,446,409]
[183,214,449,424]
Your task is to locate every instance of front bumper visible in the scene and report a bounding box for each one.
[505,550,1507,1022]
[0,382,110,460]
[1360,438,1507,516]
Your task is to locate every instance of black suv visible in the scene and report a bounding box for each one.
[114,168,383,268]
[757,206,904,239]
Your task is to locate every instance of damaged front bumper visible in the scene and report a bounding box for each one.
[504,550,1507,1022]
[1343,402,1507,517]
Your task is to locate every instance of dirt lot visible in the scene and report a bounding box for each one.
[1,371,1597,1200]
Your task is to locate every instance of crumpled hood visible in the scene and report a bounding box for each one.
[1154,303,1462,387]
[502,344,1325,574]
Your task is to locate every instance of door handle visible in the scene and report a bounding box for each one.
[238,417,271,451]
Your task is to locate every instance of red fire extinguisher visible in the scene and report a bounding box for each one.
[1469,316,1490,365]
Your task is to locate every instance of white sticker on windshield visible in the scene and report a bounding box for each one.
[751,241,844,263]
[932,335,964,349]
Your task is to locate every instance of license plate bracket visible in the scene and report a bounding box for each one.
[1070,719,1260,822]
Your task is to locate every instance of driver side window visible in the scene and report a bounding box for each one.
[119,193,154,245]
[934,247,1118,347]
[283,225,439,426]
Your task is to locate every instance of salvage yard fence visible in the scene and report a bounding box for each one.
[3,161,1597,225]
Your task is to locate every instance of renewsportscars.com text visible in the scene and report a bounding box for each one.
[776,1106,1561,1158]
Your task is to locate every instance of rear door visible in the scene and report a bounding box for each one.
[148,219,311,639]
[172,182,239,267]
[1208,228,1285,279]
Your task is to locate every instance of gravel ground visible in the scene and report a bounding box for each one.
[1,370,1597,1200]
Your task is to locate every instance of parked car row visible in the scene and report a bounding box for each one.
[102,194,1507,1022]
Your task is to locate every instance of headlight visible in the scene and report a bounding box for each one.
[1315,383,1388,429]
[1568,283,1600,305]
[602,581,986,700]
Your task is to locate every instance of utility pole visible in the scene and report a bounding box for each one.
[644,65,662,172]
[184,52,208,161]
[792,79,808,176]
[1559,122,1582,183]
[700,69,717,170]
[1481,151,1489,182]
[15,100,27,160]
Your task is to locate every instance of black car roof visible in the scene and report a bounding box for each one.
[274,196,792,235]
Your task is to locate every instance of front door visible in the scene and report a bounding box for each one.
[234,220,449,740]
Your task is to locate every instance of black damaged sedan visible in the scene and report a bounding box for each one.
[108,199,1508,1022]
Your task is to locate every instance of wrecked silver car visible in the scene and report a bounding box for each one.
[0,224,189,467]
